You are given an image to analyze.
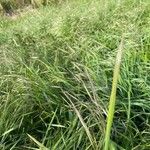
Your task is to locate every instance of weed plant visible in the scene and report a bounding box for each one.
[0,0,150,149]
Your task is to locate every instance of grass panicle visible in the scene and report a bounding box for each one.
[104,37,124,150]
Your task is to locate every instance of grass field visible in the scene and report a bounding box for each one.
[0,0,150,149]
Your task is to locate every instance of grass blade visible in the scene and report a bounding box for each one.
[27,134,49,150]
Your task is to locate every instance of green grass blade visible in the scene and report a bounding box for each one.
[27,134,49,150]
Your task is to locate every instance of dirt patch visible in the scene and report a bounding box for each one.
[2,5,37,21]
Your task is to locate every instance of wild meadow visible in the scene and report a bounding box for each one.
[0,0,150,149]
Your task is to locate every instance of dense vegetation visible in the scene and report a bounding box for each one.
[0,0,150,149]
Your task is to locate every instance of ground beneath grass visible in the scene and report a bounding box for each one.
[0,0,150,149]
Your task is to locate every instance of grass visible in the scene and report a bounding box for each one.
[0,0,150,149]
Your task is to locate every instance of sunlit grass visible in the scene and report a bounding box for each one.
[0,0,150,149]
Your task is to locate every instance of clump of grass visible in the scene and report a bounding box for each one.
[0,0,150,150]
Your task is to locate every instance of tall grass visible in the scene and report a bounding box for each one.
[0,0,150,149]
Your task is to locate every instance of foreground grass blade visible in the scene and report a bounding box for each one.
[27,134,49,150]
[104,37,124,150]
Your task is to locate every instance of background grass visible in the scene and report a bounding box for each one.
[0,0,150,149]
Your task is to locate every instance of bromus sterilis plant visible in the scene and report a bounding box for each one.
[104,36,124,150]
[1,0,150,149]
